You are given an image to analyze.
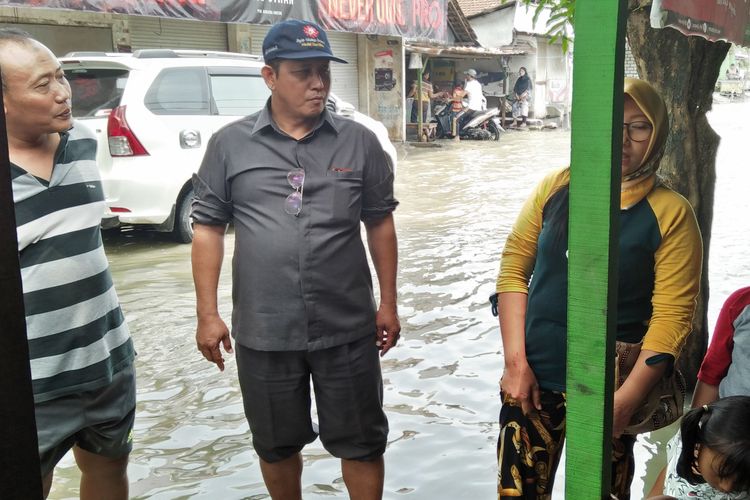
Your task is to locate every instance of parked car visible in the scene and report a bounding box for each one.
[326,93,398,171]
[61,49,398,243]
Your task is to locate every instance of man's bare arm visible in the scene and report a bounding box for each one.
[192,223,232,371]
[364,214,400,356]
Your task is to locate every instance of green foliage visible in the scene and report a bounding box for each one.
[521,0,576,52]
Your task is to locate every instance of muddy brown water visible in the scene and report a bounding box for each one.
[49,101,749,498]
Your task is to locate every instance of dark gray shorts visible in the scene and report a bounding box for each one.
[35,363,136,477]
[236,335,388,463]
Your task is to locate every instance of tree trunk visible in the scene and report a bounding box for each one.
[626,1,730,388]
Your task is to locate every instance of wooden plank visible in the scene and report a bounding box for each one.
[0,83,44,499]
[566,1,627,498]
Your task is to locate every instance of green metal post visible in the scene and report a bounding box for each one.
[566,1,627,498]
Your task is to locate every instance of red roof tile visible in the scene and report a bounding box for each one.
[457,0,505,18]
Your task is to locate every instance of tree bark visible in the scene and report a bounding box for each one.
[626,1,730,387]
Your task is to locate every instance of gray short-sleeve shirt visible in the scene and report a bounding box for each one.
[192,102,398,351]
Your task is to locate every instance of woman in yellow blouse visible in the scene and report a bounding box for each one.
[495,78,703,500]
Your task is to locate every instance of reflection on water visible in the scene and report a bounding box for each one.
[49,102,748,499]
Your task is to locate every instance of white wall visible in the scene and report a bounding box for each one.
[513,0,557,36]
[471,8,515,48]
[503,35,571,119]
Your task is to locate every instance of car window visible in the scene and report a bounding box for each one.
[66,68,128,118]
[209,74,270,116]
[145,67,210,115]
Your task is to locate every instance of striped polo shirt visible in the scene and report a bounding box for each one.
[11,123,135,403]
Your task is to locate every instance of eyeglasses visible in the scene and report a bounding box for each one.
[623,121,653,143]
[284,169,305,216]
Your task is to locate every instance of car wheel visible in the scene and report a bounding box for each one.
[489,121,502,141]
[173,188,194,244]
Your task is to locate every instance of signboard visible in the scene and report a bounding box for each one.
[0,0,447,41]
[651,0,750,46]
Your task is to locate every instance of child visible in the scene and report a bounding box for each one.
[650,396,750,499]
[649,286,750,498]
[449,84,465,139]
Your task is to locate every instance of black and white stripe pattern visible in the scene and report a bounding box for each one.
[12,123,134,403]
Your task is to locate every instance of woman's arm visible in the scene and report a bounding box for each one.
[498,292,541,414]
[613,349,670,437]
[615,192,702,436]
[690,380,719,408]
[496,169,570,413]
[640,192,703,359]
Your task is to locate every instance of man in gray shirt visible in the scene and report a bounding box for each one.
[191,19,399,499]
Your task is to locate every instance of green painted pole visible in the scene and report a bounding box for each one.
[566,1,627,498]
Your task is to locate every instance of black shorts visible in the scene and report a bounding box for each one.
[236,335,388,463]
[36,363,136,477]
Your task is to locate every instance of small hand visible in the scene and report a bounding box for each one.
[196,314,233,371]
[375,303,401,357]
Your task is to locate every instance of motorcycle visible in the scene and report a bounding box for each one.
[432,99,503,141]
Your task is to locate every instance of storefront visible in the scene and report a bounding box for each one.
[404,43,526,125]
[0,0,456,141]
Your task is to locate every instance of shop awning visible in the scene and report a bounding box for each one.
[652,0,750,46]
[405,42,526,58]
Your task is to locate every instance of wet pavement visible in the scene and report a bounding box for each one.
[48,101,750,499]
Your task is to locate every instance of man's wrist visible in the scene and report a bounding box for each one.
[197,310,221,320]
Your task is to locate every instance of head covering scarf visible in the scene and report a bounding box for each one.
[621,77,669,209]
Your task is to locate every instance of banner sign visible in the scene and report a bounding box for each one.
[0,0,447,41]
[651,0,750,46]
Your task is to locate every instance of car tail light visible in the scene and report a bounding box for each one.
[107,105,149,157]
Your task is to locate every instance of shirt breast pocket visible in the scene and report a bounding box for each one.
[325,168,363,220]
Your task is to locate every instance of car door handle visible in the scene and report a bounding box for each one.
[180,130,201,149]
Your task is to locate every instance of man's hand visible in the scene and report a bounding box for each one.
[375,303,400,357]
[196,314,233,371]
[500,361,541,415]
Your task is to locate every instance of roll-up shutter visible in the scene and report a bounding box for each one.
[0,23,113,56]
[326,32,359,109]
[129,17,227,51]
[249,25,359,109]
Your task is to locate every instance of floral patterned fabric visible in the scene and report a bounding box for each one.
[497,391,636,499]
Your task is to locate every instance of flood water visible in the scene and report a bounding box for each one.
[49,101,750,499]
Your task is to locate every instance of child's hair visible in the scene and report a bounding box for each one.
[676,395,750,493]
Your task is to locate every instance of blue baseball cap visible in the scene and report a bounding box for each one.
[263,20,348,64]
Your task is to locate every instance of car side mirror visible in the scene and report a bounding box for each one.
[337,102,356,117]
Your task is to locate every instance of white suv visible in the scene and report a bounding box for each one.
[62,49,397,243]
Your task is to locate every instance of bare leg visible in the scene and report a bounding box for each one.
[42,471,53,499]
[259,453,303,500]
[647,466,667,498]
[342,457,384,500]
[73,446,129,500]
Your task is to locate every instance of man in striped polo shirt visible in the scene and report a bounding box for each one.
[1,29,136,499]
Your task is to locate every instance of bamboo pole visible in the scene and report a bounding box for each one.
[566,1,627,498]
[416,56,429,142]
